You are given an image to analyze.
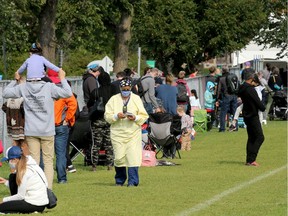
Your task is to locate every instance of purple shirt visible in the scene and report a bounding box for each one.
[18,54,60,79]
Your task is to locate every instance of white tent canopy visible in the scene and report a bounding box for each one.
[87,56,114,73]
[232,41,288,66]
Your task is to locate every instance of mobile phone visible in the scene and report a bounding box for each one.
[125,112,134,117]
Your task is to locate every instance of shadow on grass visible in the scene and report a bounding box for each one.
[218,160,244,165]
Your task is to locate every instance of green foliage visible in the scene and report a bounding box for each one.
[254,0,288,58]
[61,47,101,76]
[133,0,268,72]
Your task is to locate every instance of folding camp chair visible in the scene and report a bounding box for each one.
[193,109,209,132]
[147,113,181,159]
[69,109,92,163]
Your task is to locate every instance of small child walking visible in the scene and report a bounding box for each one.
[189,89,201,124]
[16,42,62,80]
[177,105,193,151]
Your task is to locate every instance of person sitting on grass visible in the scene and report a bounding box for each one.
[0,146,49,214]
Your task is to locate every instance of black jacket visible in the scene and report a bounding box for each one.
[238,82,265,119]
[82,72,97,105]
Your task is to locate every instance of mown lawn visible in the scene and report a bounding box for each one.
[0,120,287,216]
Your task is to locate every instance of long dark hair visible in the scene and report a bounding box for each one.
[191,89,198,99]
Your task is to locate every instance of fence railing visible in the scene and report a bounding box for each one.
[0,68,241,150]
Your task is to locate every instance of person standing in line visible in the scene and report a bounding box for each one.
[104,78,148,187]
[48,69,77,184]
[3,69,72,189]
[238,70,266,166]
[0,146,48,214]
[155,73,178,115]
[88,72,117,172]
[175,71,191,113]
[140,68,161,114]
[82,64,104,106]
[189,89,201,125]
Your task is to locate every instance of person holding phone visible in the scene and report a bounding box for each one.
[104,77,149,187]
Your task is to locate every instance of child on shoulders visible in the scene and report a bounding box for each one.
[16,42,62,80]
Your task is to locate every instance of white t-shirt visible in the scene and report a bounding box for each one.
[189,96,201,108]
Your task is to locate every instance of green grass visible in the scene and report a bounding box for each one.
[0,121,287,216]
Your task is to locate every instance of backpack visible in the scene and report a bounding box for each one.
[135,76,150,98]
[226,73,239,94]
[177,83,188,102]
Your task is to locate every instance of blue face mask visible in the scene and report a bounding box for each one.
[9,162,17,170]
[121,90,131,97]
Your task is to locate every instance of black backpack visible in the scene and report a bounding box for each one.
[226,73,239,94]
[135,76,150,97]
[176,83,188,102]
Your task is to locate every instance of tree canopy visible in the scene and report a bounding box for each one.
[0,0,285,78]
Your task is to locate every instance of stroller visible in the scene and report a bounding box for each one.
[268,90,288,120]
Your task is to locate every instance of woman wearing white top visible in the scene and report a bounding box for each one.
[189,89,201,124]
[0,145,48,214]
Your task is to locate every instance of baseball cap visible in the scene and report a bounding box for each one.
[87,63,100,70]
[244,61,251,67]
[1,146,22,162]
[47,69,61,84]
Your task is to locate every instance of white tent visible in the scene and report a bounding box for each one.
[87,56,114,73]
[232,41,288,66]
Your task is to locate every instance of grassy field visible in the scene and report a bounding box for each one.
[0,120,287,216]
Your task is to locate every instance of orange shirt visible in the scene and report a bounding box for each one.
[54,95,77,127]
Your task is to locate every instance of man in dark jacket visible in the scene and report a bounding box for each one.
[82,64,103,107]
[216,67,238,132]
[238,69,266,166]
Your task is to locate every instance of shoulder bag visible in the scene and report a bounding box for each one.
[35,169,57,209]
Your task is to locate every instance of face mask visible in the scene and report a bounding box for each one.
[121,90,131,97]
[9,162,17,169]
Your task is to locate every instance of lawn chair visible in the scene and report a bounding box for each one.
[193,109,209,132]
[147,112,181,159]
[69,109,92,163]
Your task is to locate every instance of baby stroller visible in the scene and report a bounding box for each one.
[268,90,288,120]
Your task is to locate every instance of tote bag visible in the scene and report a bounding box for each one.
[141,145,156,167]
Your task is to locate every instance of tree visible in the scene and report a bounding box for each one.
[254,0,287,59]
[39,0,59,63]
[133,0,269,73]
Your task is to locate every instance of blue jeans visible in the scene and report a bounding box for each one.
[219,95,238,131]
[115,167,139,186]
[55,125,69,182]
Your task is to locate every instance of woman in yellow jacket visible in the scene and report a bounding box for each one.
[105,78,148,187]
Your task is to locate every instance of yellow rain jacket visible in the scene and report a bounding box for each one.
[104,93,148,167]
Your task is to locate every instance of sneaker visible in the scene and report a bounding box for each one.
[58,180,67,184]
[229,125,237,132]
[67,165,76,173]
[262,120,267,125]
[245,161,259,166]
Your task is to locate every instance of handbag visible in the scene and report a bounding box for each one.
[141,144,156,167]
[35,169,57,209]
[46,188,57,209]
[89,81,105,120]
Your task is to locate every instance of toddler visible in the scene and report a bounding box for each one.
[16,42,62,80]
[177,105,193,151]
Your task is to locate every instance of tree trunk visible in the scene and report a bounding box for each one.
[113,9,133,73]
[38,0,58,64]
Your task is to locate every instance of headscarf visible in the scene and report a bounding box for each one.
[120,78,132,87]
